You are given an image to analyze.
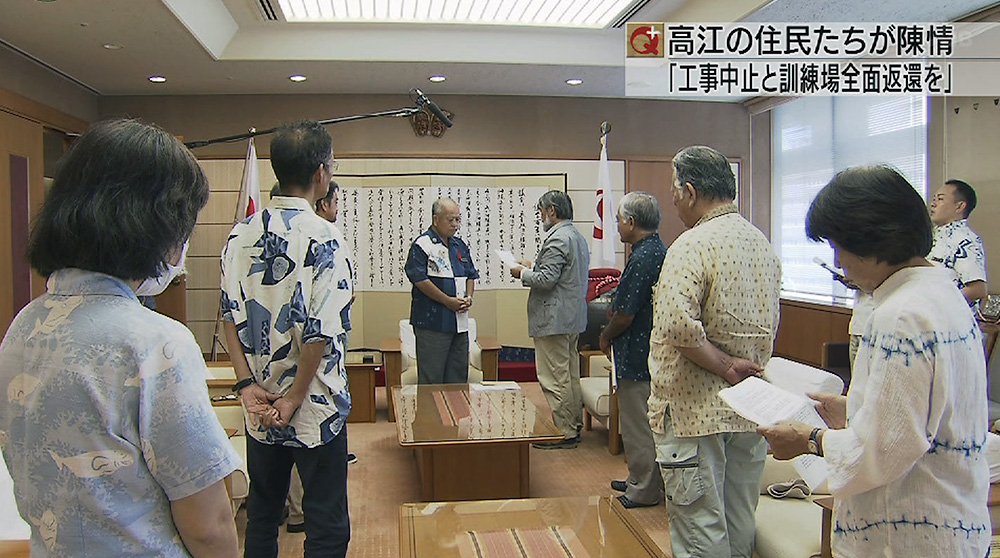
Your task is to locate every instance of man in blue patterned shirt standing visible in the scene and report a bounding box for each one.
[599,192,666,509]
[404,197,479,384]
[221,120,354,558]
[928,179,988,306]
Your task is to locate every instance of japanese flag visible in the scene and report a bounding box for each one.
[237,137,261,220]
[592,134,616,268]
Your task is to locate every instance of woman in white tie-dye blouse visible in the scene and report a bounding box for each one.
[760,165,989,558]
[0,119,241,557]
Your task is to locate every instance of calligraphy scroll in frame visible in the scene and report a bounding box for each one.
[335,173,566,292]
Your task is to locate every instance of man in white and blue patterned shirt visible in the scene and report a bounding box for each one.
[404,197,479,384]
[928,179,988,306]
[221,120,354,558]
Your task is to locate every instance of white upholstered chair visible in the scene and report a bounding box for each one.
[380,318,501,421]
[203,363,249,516]
[579,350,621,455]
[753,454,828,558]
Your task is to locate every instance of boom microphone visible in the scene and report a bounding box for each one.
[813,257,855,288]
[413,89,453,128]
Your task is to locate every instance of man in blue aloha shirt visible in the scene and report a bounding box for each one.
[599,191,666,510]
[221,120,354,558]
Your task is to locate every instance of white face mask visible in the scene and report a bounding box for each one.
[136,241,189,297]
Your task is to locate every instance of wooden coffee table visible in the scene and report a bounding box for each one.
[399,496,667,557]
[392,383,562,502]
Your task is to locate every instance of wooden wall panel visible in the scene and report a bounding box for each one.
[774,299,851,367]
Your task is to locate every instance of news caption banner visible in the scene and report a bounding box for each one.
[624,22,1000,97]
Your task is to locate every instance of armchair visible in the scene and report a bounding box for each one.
[380,318,501,421]
[203,363,248,516]
[579,350,621,455]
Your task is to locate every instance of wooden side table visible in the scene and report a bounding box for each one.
[346,350,381,423]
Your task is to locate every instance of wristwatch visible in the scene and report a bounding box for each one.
[807,427,824,456]
[231,377,255,394]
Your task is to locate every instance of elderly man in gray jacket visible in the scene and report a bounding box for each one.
[511,190,590,449]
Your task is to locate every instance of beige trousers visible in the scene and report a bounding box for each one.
[533,333,583,438]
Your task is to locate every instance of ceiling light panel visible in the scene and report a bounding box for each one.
[276,0,642,28]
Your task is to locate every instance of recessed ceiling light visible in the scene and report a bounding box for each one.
[565,78,583,86]
[289,74,308,82]
[102,43,123,50]
[148,75,167,83]
[428,75,446,83]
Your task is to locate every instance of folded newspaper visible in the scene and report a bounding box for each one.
[718,357,844,490]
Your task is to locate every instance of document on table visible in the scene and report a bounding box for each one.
[719,376,830,489]
[469,382,521,391]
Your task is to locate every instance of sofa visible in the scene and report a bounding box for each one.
[381,318,501,421]
[753,455,826,558]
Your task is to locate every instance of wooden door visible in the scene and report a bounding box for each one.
[625,160,687,247]
[0,110,44,338]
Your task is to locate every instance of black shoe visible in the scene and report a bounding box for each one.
[286,522,305,533]
[347,453,358,464]
[532,436,580,450]
[610,480,627,492]
[617,494,659,509]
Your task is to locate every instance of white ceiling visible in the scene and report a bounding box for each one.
[0,0,995,99]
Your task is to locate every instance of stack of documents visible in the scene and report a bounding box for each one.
[719,357,845,490]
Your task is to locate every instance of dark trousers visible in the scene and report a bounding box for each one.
[244,429,350,558]
[414,327,469,384]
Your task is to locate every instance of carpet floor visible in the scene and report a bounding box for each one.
[235,382,673,557]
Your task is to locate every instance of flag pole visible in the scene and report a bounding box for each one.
[209,128,256,362]
[593,121,615,269]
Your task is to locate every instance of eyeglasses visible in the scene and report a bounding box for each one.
[323,160,340,173]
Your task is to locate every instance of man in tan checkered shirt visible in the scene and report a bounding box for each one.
[648,145,781,558]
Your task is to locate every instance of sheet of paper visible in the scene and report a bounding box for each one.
[469,382,521,391]
[609,347,618,391]
[454,278,469,333]
[495,249,518,269]
[719,376,830,489]
[764,357,844,400]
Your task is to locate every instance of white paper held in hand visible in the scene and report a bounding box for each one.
[763,357,844,400]
[719,376,830,489]
[495,249,518,269]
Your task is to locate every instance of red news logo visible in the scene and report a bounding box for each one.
[627,23,665,58]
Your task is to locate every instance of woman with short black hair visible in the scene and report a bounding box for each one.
[1,119,240,557]
[760,165,990,558]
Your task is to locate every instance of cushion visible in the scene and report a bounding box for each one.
[399,318,480,368]
[0,449,30,538]
[213,404,246,436]
[588,355,612,378]
[581,376,610,418]
[754,497,823,558]
[228,435,249,501]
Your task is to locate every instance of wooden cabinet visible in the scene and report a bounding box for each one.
[774,299,851,367]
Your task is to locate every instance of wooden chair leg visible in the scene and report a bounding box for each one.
[608,392,621,455]
[583,409,593,431]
